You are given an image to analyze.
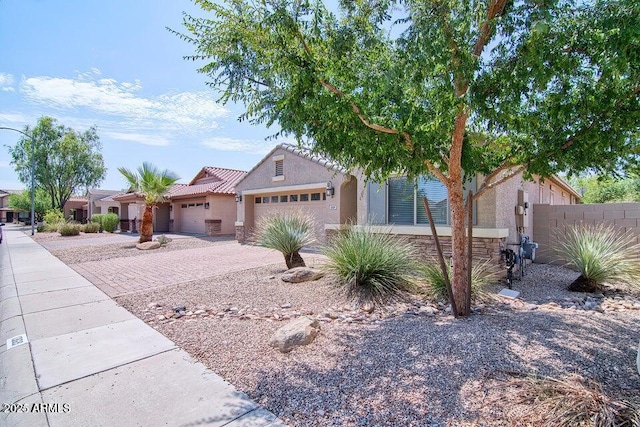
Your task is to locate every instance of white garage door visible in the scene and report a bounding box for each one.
[180,202,206,234]
[253,190,326,237]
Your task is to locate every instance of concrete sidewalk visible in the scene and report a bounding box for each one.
[0,225,285,427]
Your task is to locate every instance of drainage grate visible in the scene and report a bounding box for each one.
[6,334,28,350]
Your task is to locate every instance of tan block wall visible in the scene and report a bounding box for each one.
[533,202,640,264]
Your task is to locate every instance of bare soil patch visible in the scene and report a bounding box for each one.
[116,263,640,426]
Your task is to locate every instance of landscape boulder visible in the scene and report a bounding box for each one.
[281,267,324,283]
[136,241,161,250]
[270,316,320,353]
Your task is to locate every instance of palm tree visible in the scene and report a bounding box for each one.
[118,162,179,243]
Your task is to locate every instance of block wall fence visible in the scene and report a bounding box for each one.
[533,203,640,264]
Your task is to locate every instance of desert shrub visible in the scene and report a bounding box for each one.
[83,222,101,233]
[420,258,497,303]
[90,213,104,231]
[503,373,639,427]
[555,224,640,292]
[322,226,418,306]
[101,213,119,233]
[254,210,316,269]
[59,222,82,236]
[156,234,171,246]
[43,209,65,227]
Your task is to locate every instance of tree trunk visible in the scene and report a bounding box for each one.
[448,178,471,317]
[284,251,306,269]
[139,204,154,243]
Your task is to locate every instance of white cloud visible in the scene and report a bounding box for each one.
[103,131,170,147]
[0,160,11,169]
[0,112,29,124]
[201,137,277,155]
[0,73,15,92]
[19,69,229,146]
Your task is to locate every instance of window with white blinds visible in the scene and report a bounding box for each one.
[388,176,450,225]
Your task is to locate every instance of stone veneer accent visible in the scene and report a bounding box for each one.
[236,225,245,242]
[205,219,222,236]
[325,229,506,269]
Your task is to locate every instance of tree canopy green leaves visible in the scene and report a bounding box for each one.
[8,117,107,211]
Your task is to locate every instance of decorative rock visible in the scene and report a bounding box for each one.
[147,302,160,309]
[270,316,321,353]
[156,315,166,321]
[418,306,437,317]
[281,267,325,283]
[194,310,206,315]
[136,241,161,250]
[281,303,292,309]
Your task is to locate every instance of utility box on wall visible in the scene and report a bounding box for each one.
[515,189,529,229]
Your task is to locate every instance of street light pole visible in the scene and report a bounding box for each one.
[0,126,36,236]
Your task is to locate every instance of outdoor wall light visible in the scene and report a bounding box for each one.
[204,202,210,209]
[235,194,242,203]
[326,181,335,198]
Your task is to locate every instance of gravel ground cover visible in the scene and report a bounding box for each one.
[116,262,640,426]
[37,233,233,264]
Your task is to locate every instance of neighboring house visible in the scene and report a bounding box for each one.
[114,166,246,236]
[63,198,89,222]
[0,189,21,223]
[86,189,123,219]
[235,143,579,264]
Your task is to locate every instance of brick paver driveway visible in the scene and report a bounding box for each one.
[70,240,286,297]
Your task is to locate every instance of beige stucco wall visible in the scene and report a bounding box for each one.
[235,147,352,235]
[206,194,236,235]
[170,198,204,233]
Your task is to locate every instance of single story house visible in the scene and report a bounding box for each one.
[114,166,246,236]
[235,143,580,263]
[0,189,21,223]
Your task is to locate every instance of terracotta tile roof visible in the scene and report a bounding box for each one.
[66,198,88,203]
[98,192,128,202]
[171,167,247,198]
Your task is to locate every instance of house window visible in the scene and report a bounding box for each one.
[181,204,187,208]
[388,176,450,225]
[255,198,262,204]
[310,193,321,201]
[300,194,309,202]
[271,195,279,203]
[290,194,298,202]
[262,197,270,203]
[280,195,288,203]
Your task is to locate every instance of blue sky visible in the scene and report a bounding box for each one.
[0,0,292,191]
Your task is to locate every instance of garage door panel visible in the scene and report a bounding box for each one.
[253,194,326,238]
[180,203,206,234]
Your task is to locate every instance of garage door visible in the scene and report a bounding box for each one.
[253,190,326,237]
[180,202,206,234]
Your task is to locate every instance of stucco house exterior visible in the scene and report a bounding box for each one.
[114,166,246,236]
[0,190,21,223]
[235,143,580,264]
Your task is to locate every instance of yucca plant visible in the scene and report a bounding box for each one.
[322,226,418,306]
[254,210,316,269]
[420,258,497,303]
[556,224,640,292]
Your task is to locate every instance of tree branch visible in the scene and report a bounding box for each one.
[474,165,526,199]
[473,0,509,57]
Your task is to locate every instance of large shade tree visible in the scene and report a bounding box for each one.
[118,162,179,243]
[176,0,640,316]
[8,189,53,223]
[8,117,106,211]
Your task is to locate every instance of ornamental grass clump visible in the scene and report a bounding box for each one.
[58,222,82,236]
[556,224,640,292]
[420,258,497,303]
[504,373,639,427]
[254,210,316,269]
[322,226,418,306]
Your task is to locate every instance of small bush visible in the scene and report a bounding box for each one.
[556,224,640,292]
[59,223,82,236]
[254,210,316,269]
[101,213,119,233]
[322,226,418,306]
[83,222,101,233]
[90,214,105,232]
[420,258,497,303]
[156,234,171,246]
[43,209,65,227]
